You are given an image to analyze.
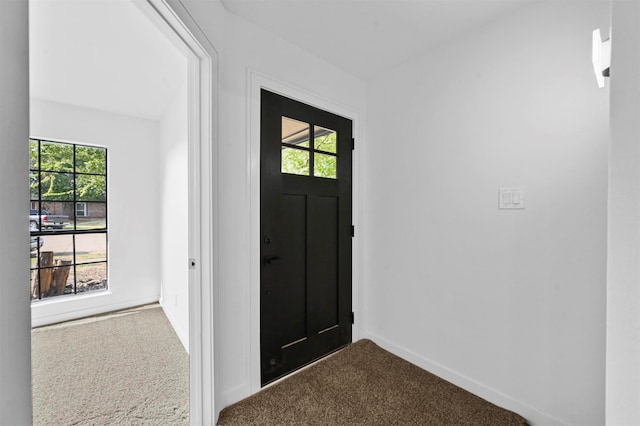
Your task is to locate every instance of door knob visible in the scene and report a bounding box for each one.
[263,255,281,265]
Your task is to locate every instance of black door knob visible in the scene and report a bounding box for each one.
[263,255,281,265]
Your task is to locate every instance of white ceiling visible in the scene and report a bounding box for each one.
[29,0,186,121]
[29,0,536,119]
[221,0,534,80]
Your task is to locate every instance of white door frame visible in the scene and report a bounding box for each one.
[136,1,219,424]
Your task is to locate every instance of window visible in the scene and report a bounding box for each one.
[281,117,338,179]
[76,202,88,217]
[29,139,108,300]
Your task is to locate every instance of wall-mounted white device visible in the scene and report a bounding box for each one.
[499,187,525,210]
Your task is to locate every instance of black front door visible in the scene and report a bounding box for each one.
[260,89,352,385]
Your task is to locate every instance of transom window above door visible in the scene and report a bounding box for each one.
[281,116,337,179]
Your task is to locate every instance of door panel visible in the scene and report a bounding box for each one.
[280,193,307,347]
[307,195,339,334]
[260,90,352,385]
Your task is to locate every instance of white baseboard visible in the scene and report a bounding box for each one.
[220,384,249,410]
[159,301,189,353]
[31,294,160,328]
[364,333,568,426]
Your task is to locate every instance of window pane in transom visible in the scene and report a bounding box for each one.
[282,146,309,176]
[282,116,311,175]
[314,153,337,179]
[314,126,337,154]
[282,117,310,146]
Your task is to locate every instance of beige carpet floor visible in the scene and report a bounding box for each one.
[32,304,189,425]
[218,339,528,426]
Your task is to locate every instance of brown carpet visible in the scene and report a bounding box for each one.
[218,339,527,426]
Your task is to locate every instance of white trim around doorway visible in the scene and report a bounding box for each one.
[136,1,219,424]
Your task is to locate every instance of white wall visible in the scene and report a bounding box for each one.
[158,83,190,351]
[364,2,609,425]
[30,99,162,326]
[0,0,32,423]
[216,11,366,406]
[606,1,640,424]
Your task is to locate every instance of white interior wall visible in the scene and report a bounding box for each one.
[216,11,366,406]
[0,1,31,423]
[158,83,190,351]
[30,99,162,326]
[606,1,640,424]
[364,2,609,425]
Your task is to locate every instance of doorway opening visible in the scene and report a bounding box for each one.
[29,0,217,423]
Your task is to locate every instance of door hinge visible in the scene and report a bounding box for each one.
[350,225,355,237]
[351,138,355,150]
[350,312,355,324]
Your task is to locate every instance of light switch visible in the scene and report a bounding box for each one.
[499,187,525,209]
[501,191,511,205]
[512,192,521,204]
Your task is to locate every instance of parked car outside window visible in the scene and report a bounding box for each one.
[30,223,44,257]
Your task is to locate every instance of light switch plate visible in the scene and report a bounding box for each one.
[499,187,525,209]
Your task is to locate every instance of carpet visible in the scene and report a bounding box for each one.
[31,304,189,425]
[218,339,528,425]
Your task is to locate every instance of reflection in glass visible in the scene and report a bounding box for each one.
[314,126,337,153]
[282,147,309,176]
[314,153,337,179]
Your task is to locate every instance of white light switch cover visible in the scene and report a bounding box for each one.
[499,187,525,209]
